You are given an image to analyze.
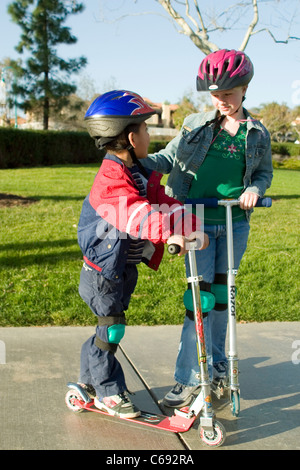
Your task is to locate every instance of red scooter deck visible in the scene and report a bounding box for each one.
[72,397,196,432]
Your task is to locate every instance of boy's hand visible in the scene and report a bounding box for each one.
[167,234,187,256]
[167,232,209,256]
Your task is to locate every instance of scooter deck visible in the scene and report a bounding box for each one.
[67,383,195,432]
[80,401,195,432]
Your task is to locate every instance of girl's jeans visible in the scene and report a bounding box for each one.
[174,220,250,385]
[78,264,138,399]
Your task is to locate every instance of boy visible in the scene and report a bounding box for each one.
[76,90,206,418]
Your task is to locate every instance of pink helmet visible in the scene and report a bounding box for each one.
[197,49,254,92]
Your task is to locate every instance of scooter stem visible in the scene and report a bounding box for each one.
[218,200,239,390]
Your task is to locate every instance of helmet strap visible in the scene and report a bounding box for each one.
[227,95,245,118]
[127,145,149,179]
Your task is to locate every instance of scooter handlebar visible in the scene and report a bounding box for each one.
[255,197,272,207]
[168,197,272,255]
[185,197,218,208]
[185,197,272,208]
[167,243,181,255]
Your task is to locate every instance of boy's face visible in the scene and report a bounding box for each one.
[210,86,247,116]
[131,121,150,159]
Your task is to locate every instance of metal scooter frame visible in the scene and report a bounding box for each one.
[185,196,272,417]
[168,240,226,444]
[185,244,215,429]
[218,199,241,416]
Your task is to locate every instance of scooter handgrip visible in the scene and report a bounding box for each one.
[185,197,218,208]
[255,197,272,207]
[168,244,181,255]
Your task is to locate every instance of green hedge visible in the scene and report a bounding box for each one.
[271,141,300,157]
[0,128,103,168]
[0,127,299,169]
[0,128,169,169]
[148,140,169,153]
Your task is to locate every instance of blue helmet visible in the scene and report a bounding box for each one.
[85,90,155,145]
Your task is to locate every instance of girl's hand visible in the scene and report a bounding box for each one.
[239,192,259,210]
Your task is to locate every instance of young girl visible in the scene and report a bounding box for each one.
[76,90,205,418]
[142,49,273,407]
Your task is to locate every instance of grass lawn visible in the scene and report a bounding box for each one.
[0,164,299,326]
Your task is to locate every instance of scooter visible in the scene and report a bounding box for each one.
[185,196,272,416]
[65,240,226,448]
[65,197,271,446]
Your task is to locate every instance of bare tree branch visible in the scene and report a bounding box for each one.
[156,0,219,53]
[239,0,300,49]
[155,0,299,54]
[239,0,259,50]
[248,27,300,43]
[98,0,299,55]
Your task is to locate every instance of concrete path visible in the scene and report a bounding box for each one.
[0,323,299,451]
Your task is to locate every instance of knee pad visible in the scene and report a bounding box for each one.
[183,285,215,314]
[211,273,236,311]
[95,314,126,353]
[107,324,125,344]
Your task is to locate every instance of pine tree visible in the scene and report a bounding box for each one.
[8,0,87,129]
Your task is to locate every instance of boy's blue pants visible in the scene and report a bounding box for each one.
[78,264,138,399]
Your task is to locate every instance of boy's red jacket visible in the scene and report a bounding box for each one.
[78,155,200,280]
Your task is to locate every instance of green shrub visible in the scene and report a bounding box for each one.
[148,140,170,153]
[271,141,300,157]
[1,127,300,170]
[0,128,104,168]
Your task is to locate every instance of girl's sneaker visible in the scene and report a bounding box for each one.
[162,383,200,407]
[94,392,141,419]
[213,362,227,380]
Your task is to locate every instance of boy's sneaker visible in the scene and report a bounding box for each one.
[94,392,141,419]
[77,383,96,398]
[162,383,200,407]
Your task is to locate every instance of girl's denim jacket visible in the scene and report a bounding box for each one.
[143,109,273,221]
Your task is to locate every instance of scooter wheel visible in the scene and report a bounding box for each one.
[230,390,240,417]
[65,389,84,413]
[199,420,226,447]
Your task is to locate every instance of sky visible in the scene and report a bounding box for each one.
[0,0,299,112]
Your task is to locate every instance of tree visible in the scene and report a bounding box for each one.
[154,0,299,54]
[50,93,89,131]
[172,95,197,129]
[7,0,87,129]
[0,58,19,126]
[259,102,293,141]
[105,1,299,55]
[291,106,300,142]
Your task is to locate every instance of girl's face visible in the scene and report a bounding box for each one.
[210,86,247,116]
[130,121,150,159]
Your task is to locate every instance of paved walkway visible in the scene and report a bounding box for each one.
[0,323,299,451]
